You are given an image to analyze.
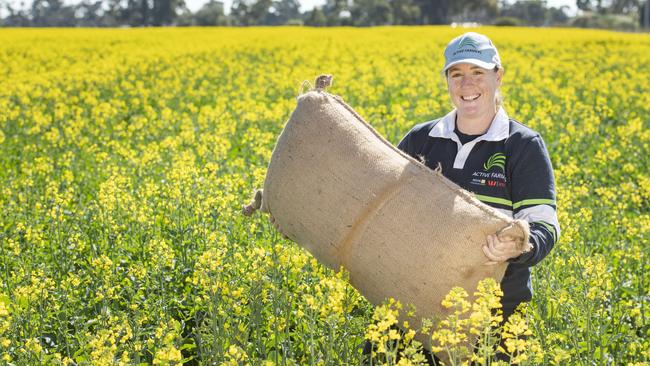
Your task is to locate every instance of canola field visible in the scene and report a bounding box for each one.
[0,27,649,365]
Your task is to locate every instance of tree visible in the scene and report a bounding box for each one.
[350,0,393,25]
[192,0,227,25]
[229,0,274,25]
[153,0,172,24]
[272,0,300,24]
[30,0,76,26]
[415,0,450,24]
[305,5,326,25]
[642,0,650,27]
[323,0,349,26]
[121,0,154,26]
[248,0,273,24]
[230,0,250,25]
[95,0,125,25]
[547,5,569,24]
[74,0,104,26]
[576,0,640,14]
[450,0,497,23]
[391,0,420,24]
[500,0,547,26]
[609,0,639,14]
[0,0,31,26]
[576,0,604,13]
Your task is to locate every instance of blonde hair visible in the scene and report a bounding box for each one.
[495,66,504,107]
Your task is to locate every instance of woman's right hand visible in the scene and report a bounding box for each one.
[269,215,289,239]
[482,233,523,265]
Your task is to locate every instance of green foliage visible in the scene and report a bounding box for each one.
[0,0,647,27]
[305,7,326,27]
[571,12,640,30]
[493,16,521,26]
[193,0,229,26]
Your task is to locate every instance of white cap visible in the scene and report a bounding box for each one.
[443,32,502,73]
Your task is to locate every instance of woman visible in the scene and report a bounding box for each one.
[271,32,559,364]
[375,31,560,364]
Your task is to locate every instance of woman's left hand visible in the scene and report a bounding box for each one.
[483,234,523,265]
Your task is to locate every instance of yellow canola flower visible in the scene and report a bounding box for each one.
[1,26,649,366]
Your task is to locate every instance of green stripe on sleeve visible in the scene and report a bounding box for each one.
[535,220,558,242]
[513,199,556,209]
[474,194,513,207]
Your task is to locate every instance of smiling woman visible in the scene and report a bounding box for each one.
[446,63,503,135]
[367,32,561,364]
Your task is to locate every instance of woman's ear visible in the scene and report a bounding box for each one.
[496,67,504,85]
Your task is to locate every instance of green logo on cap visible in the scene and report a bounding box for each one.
[484,153,506,172]
[458,37,479,49]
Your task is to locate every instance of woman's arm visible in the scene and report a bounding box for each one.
[507,135,560,267]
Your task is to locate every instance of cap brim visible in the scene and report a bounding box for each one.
[443,59,497,73]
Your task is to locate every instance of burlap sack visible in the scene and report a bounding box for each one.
[243,75,531,352]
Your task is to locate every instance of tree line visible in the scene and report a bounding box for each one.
[1,0,648,29]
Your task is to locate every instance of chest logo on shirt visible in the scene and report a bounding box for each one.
[483,153,506,173]
[471,153,507,188]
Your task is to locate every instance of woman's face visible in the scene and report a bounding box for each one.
[446,63,503,120]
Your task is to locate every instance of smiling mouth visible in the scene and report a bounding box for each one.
[461,94,481,101]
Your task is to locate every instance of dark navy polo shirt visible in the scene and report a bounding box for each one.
[397,108,560,310]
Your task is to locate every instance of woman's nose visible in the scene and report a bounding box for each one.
[460,75,474,87]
